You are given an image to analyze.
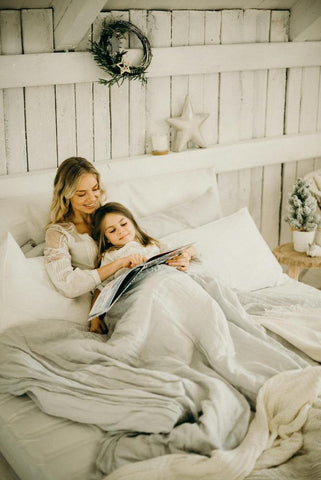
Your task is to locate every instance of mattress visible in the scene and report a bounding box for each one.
[0,394,105,480]
[0,276,320,480]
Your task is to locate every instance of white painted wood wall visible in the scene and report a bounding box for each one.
[0,8,321,249]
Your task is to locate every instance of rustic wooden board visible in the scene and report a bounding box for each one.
[0,16,6,174]
[261,10,289,249]
[0,10,27,174]
[129,9,147,156]
[280,67,303,244]
[248,10,270,229]
[75,82,94,160]
[218,10,244,216]
[315,70,321,170]
[188,10,205,151]
[145,11,171,154]
[2,41,321,89]
[170,10,189,149]
[92,12,111,163]
[22,9,57,171]
[296,66,320,178]
[203,10,220,146]
[0,90,5,175]
[109,11,130,159]
[55,84,76,165]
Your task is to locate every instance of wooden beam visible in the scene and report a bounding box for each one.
[290,0,321,41]
[1,132,321,196]
[0,41,321,89]
[53,0,106,50]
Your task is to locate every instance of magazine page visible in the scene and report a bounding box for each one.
[88,243,193,320]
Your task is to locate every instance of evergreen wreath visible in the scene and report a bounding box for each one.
[90,19,152,87]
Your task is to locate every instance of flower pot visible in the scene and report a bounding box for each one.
[315,228,321,246]
[292,230,315,252]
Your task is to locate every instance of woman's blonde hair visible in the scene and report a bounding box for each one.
[48,157,106,225]
[92,202,160,267]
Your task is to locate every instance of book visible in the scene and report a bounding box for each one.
[88,243,193,320]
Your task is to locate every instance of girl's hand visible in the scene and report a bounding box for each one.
[121,254,147,269]
[166,250,191,271]
[89,316,108,334]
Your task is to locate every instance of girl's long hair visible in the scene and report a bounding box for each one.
[92,202,160,267]
[48,157,106,226]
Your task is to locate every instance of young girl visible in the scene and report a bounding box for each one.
[89,202,196,332]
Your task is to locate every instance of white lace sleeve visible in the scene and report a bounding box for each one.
[44,227,101,298]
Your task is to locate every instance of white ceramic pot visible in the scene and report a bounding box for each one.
[292,230,315,252]
[315,228,321,246]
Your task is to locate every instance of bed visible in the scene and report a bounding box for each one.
[1,159,321,480]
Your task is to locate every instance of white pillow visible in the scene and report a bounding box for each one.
[160,208,283,291]
[0,232,91,332]
[139,187,222,239]
[0,194,51,247]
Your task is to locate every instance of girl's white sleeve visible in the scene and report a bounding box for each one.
[44,228,101,298]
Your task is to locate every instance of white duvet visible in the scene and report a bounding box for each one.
[0,266,321,480]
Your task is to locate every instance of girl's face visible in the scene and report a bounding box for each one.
[103,213,136,247]
[70,173,101,217]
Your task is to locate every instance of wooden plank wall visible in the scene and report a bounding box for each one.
[0,8,321,249]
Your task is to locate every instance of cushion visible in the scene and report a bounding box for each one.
[0,166,220,247]
[0,194,52,247]
[0,232,91,332]
[139,186,222,239]
[160,207,283,291]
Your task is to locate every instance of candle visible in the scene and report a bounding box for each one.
[151,134,169,155]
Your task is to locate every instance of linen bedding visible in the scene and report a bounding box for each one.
[1,265,321,480]
[1,164,321,480]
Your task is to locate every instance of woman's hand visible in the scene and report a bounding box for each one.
[89,316,108,334]
[121,254,147,269]
[166,250,191,271]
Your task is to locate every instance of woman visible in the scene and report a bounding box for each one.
[44,157,191,334]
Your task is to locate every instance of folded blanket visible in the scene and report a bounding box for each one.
[103,366,321,480]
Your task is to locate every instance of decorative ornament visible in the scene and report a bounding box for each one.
[90,19,152,87]
[167,95,209,152]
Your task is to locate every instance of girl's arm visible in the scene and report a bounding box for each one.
[89,253,147,334]
[96,253,147,282]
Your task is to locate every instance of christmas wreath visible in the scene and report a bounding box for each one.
[90,19,152,87]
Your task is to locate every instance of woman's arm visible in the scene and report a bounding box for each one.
[44,227,101,298]
[44,226,147,297]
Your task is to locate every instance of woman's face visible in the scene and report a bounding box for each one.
[70,173,101,217]
[103,213,136,247]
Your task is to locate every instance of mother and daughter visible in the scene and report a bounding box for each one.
[44,156,196,334]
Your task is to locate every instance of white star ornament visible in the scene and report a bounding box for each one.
[167,96,209,152]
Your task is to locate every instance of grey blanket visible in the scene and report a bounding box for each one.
[0,267,318,478]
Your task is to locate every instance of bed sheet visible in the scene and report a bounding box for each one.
[0,393,105,480]
[237,275,321,362]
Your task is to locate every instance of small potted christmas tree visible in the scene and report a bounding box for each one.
[285,177,320,252]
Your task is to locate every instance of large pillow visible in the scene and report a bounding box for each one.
[160,207,283,291]
[0,232,91,332]
[0,193,51,247]
[139,186,222,239]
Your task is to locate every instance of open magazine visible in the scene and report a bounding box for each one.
[88,243,194,320]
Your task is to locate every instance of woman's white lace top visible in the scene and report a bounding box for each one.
[100,241,160,282]
[44,223,101,298]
